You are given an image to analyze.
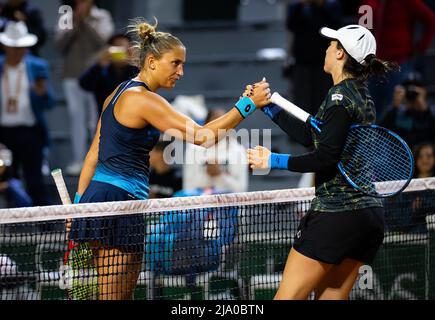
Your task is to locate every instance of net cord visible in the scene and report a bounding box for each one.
[1,177,434,225]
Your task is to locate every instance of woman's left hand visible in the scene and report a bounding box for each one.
[247,146,271,170]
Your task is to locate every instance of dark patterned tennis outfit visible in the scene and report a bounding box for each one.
[262,79,384,264]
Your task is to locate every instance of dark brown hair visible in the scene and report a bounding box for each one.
[336,41,399,81]
[128,18,184,69]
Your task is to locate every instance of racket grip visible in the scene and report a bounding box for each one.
[51,169,72,205]
[270,92,311,123]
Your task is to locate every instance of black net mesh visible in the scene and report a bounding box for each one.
[1,179,434,300]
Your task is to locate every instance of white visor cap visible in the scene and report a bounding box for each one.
[320,25,377,64]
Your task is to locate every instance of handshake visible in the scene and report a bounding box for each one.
[235,78,275,171]
[241,77,272,109]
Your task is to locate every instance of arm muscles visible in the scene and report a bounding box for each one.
[139,93,244,146]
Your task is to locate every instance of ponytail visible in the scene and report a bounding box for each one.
[337,42,399,81]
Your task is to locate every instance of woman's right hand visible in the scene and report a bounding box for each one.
[243,78,271,108]
[247,146,271,170]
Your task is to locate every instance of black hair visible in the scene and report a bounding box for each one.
[336,41,399,81]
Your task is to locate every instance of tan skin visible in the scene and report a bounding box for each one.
[73,45,271,300]
[247,41,363,300]
[415,145,434,178]
[0,165,7,191]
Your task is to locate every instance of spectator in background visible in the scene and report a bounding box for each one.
[79,34,138,116]
[182,108,248,194]
[0,21,54,206]
[0,0,46,55]
[171,94,208,125]
[285,0,341,115]
[149,140,182,199]
[384,142,434,234]
[405,142,435,234]
[55,0,114,176]
[0,143,32,208]
[413,142,435,178]
[379,72,435,149]
[363,0,435,117]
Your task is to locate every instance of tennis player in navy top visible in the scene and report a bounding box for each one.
[69,19,271,300]
[247,25,399,300]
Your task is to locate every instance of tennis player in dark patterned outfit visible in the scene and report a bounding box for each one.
[247,25,399,300]
[69,19,271,300]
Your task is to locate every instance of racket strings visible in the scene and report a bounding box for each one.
[66,242,99,300]
[340,126,413,196]
[347,132,410,181]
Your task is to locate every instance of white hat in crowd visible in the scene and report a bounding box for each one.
[0,21,38,48]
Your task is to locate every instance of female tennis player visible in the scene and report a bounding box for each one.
[69,18,271,300]
[247,25,399,300]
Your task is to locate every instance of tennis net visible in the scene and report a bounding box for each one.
[0,177,434,300]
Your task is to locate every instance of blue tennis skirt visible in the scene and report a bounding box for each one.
[69,180,145,251]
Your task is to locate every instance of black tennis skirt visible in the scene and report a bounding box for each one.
[293,207,385,265]
[69,181,144,251]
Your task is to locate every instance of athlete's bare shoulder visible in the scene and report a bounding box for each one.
[118,86,171,112]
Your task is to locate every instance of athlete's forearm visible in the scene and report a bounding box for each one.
[261,104,314,147]
[271,106,351,173]
[77,151,98,195]
[199,108,244,147]
[76,129,101,196]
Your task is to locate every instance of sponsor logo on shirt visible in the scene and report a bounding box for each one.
[332,93,344,102]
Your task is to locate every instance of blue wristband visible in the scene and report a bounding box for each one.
[269,153,290,170]
[235,97,256,118]
[73,193,82,204]
[261,103,282,120]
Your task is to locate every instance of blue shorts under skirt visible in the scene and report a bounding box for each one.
[69,181,144,252]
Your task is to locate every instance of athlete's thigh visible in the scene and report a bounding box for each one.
[275,248,333,300]
[314,258,363,300]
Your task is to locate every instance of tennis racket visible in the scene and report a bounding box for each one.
[270,93,414,198]
[51,169,99,300]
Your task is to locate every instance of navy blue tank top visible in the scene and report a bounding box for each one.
[92,80,161,199]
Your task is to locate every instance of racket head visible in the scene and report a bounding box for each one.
[63,240,99,300]
[338,124,414,198]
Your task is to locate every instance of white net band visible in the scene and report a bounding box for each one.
[1,177,434,225]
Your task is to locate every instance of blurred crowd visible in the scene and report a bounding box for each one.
[0,0,434,213]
